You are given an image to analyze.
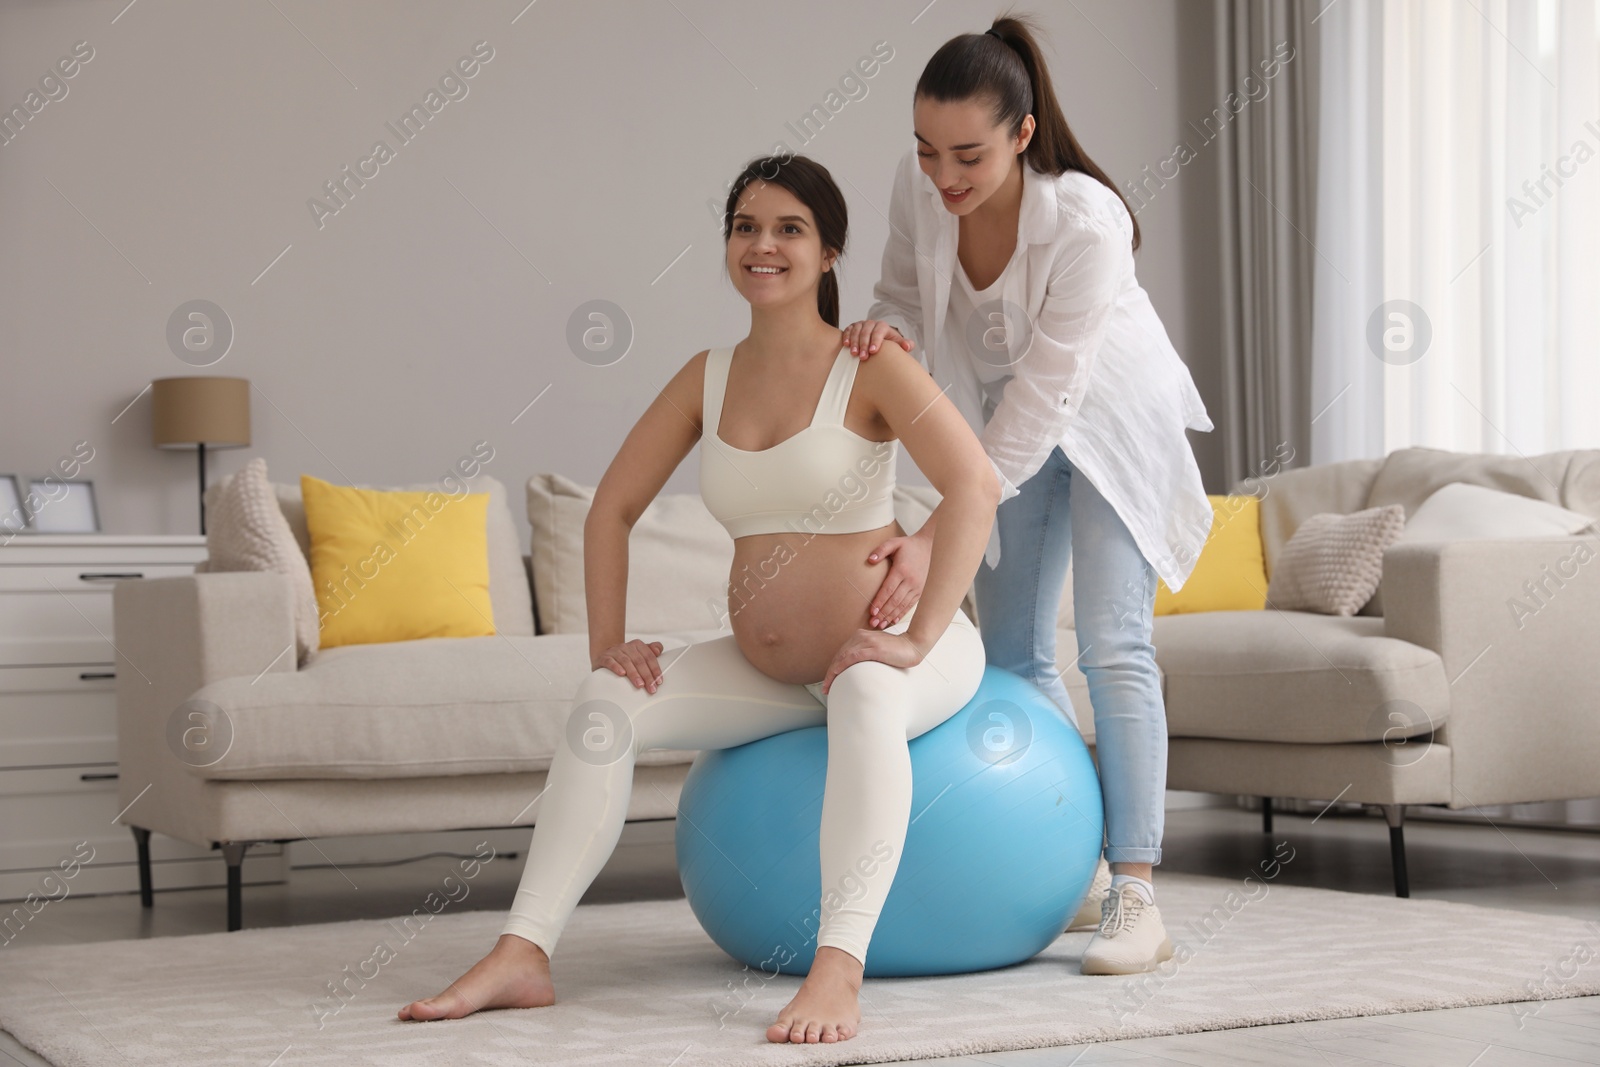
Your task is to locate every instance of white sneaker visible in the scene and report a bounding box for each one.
[1066,856,1112,932]
[1079,884,1175,976]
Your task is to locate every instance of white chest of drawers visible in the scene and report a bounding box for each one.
[0,535,264,903]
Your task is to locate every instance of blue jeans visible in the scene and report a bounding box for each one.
[972,445,1165,866]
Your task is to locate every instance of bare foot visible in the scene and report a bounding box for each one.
[766,946,863,1043]
[398,934,555,1021]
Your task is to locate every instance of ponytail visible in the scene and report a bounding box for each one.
[816,263,840,328]
[917,10,1141,252]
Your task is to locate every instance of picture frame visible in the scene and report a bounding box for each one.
[0,474,28,535]
[26,477,100,533]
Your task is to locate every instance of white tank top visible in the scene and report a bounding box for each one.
[699,344,898,540]
[947,245,1027,421]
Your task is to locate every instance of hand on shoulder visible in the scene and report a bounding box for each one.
[840,320,914,360]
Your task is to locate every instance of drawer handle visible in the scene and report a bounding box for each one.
[78,572,145,581]
[79,671,116,681]
[79,772,119,782]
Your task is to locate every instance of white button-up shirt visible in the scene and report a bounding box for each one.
[867,146,1215,590]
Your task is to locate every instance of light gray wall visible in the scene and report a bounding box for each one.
[0,0,1224,546]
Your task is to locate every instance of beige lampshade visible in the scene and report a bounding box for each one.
[151,376,251,449]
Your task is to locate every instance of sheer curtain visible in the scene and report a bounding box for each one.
[1311,0,1600,465]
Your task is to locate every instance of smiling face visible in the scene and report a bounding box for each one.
[912,95,1034,215]
[725,179,835,310]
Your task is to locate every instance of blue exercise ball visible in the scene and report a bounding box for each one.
[674,665,1104,978]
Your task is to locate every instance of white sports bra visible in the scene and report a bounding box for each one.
[699,344,898,540]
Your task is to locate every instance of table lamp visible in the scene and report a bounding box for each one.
[151,376,251,534]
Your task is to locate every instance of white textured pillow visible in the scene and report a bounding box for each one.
[1362,483,1597,615]
[205,457,320,664]
[1402,482,1597,541]
[1266,504,1406,616]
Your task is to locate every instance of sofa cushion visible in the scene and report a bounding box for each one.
[1154,495,1268,614]
[1152,611,1450,744]
[300,474,495,648]
[1233,449,1600,619]
[254,473,535,638]
[527,473,732,635]
[203,457,320,665]
[1266,505,1406,616]
[1360,447,1600,617]
[1402,482,1597,541]
[1231,458,1384,581]
[1365,446,1600,521]
[527,474,960,635]
[185,627,726,781]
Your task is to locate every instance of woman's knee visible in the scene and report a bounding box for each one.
[576,665,644,706]
[564,667,649,762]
[824,661,910,735]
[1079,634,1159,688]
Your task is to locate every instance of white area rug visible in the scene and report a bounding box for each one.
[2,871,1597,1066]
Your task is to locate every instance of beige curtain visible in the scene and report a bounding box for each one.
[1215,0,1320,487]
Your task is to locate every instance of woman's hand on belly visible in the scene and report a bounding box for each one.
[865,528,931,629]
[724,522,905,684]
[818,627,925,695]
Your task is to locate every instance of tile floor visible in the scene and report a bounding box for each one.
[3,805,1597,1066]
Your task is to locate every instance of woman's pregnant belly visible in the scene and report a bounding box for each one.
[724,520,905,685]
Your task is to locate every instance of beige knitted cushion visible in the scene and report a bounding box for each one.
[205,457,320,664]
[1265,504,1406,616]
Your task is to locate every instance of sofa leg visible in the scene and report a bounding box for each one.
[1381,805,1409,898]
[219,841,251,931]
[1261,796,1273,835]
[129,826,154,908]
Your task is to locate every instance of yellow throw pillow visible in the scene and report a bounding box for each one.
[1154,494,1268,615]
[301,474,495,648]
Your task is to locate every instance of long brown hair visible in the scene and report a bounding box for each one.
[721,154,849,326]
[915,10,1140,252]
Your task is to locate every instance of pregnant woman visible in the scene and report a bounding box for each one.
[842,14,1214,976]
[400,153,999,1044]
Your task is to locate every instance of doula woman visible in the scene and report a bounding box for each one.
[842,12,1214,977]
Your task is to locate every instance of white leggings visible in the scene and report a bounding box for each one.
[501,601,986,966]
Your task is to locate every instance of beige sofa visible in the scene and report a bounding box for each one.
[114,448,1600,929]
[112,476,955,930]
[1077,446,1600,896]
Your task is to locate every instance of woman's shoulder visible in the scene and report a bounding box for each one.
[1037,167,1129,230]
[683,346,714,380]
[850,336,924,399]
[1033,168,1134,266]
[667,347,717,409]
